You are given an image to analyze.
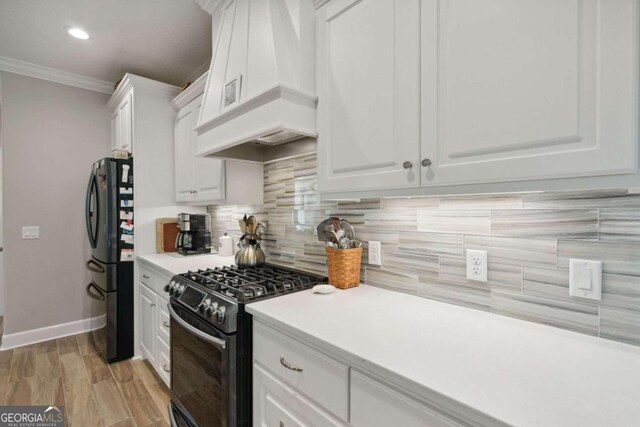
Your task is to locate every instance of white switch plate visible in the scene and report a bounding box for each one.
[368,241,381,266]
[22,226,40,239]
[466,249,488,282]
[569,258,602,300]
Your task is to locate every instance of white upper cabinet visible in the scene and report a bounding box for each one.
[420,0,638,187]
[317,0,421,192]
[317,0,639,196]
[175,93,226,203]
[172,73,264,205]
[111,88,134,153]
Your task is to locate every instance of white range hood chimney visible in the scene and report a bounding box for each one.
[194,0,317,162]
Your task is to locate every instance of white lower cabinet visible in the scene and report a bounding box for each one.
[139,283,157,365]
[254,363,348,427]
[157,337,171,386]
[253,322,349,420]
[138,261,171,387]
[350,371,462,427]
[253,319,466,427]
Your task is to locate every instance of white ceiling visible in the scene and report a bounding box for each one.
[0,0,212,87]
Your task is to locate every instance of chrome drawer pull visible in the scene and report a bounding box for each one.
[163,321,170,328]
[142,274,150,279]
[163,364,170,373]
[280,357,303,372]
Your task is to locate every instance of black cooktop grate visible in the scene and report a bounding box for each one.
[179,264,325,303]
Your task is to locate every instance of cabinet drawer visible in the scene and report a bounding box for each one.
[139,265,155,288]
[157,303,170,345]
[157,337,171,387]
[253,322,348,420]
[350,370,462,427]
[254,363,347,427]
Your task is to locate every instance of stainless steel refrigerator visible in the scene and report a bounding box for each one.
[85,157,134,362]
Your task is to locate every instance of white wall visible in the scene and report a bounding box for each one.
[1,72,110,335]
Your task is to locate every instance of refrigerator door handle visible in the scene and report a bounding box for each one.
[86,282,106,301]
[86,259,105,273]
[85,172,99,249]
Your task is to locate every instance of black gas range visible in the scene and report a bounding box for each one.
[165,264,325,427]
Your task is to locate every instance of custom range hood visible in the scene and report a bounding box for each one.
[194,0,317,162]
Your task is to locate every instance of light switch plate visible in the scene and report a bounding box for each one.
[569,258,602,300]
[22,226,40,239]
[368,241,381,266]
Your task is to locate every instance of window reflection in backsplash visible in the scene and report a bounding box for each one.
[208,153,640,347]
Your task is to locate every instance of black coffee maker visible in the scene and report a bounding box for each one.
[176,213,212,255]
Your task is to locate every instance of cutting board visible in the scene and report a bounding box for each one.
[155,218,179,253]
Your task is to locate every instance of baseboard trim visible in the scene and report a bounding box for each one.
[1,315,103,350]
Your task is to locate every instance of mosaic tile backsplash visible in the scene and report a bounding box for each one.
[208,153,640,347]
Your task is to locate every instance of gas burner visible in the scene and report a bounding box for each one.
[178,264,325,303]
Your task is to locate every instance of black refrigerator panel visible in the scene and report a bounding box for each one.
[85,158,133,265]
[86,257,133,362]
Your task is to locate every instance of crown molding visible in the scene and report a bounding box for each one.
[194,0,224,15]
[0,55,114,94]
[108,73,180,110]
[171,71,209,111]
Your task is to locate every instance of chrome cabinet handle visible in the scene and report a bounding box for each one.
[150,303,156,307]
[163,364,170,373]
[402,161,413,169]
[163,321,170,328]
[280,357,303,372]
[422,158,432,167]
[142,274,150,279]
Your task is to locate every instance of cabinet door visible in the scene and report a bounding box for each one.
[117,90,133,152]
[420,0,638,187]
[139,284,157,364]
[351,371,462,427]
[175,95,226,203]
[157,337,171,387]
[174,98,197,202]
[254,363,347,427]
[192,96,225,202]
[110,112,119,151]
[317,0,421,193]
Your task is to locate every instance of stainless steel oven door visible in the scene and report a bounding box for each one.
[169,301,236,427]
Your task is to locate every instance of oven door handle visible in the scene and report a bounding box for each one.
[168,303,226,349]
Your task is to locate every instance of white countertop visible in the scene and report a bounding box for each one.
[137,252,236,276]
[246,285,640,427]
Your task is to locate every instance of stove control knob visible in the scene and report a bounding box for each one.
[174,284,185,297]
[198,298,211,314]
[205,301,218,318]
[215,306,226,323]
[163,281,174,293]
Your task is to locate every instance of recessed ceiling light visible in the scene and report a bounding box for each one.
[67,27,89,40]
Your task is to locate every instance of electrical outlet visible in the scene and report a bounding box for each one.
[368,241,382,266]
[466,249,487,282]
[22,226,40,239]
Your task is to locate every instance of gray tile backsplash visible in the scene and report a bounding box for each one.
[208,153,640,347]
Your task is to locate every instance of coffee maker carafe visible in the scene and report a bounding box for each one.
[175,213,212,255]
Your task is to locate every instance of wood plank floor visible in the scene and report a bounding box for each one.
[0,332,170,427]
